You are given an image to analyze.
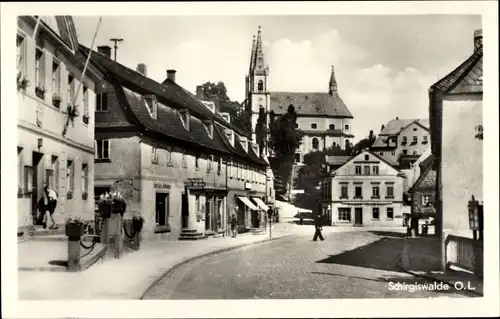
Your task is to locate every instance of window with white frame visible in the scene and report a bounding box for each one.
[67,74,75,104]
[208,155,214,172]
[67,160,75,193]
[338,208,351,222]
[355,166,361,175]
[372,186,380,198]
[152,146,159,164]
[95,140,110,160]
[355,186,362,198]
[96,93,108,111]
[182,152,187,168]
[402,136,407,144]
[386,185,394,198]
[82,163,88,196]
[45,155,59,191]
[423,135,428,143]
[311,123,317,129]
[340,184,348,198]
[386,207,394,219]
[422,195,431,206]
[372,207,380,219]
[35,48,46,91]
[413,136,418,143]
[17,34,26,75]
[52,59,61,95]
[373,166,379,175]
[17,147,23,190]
[364,166,370,175]
[83,86,89,116]
[166,147,172,165]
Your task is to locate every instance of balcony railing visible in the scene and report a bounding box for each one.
[445,234,483,277]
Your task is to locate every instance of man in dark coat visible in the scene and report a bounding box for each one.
[313,213,324,241]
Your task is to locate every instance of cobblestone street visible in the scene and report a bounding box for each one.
[144,230,474,299]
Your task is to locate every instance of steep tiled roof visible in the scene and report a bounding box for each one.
[431,46,483,94]
[80,45,248,137]
[301,129,354,138]
[36,16,78,53]
[379,118,430,136]
[270,92,353,118]
[419,154,434,171]
[326,156,351,166]
[409,157,436,193]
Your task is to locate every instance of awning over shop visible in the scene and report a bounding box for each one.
[237,196,259,211]
[252,197,269,211]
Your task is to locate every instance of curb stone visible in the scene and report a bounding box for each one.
[397,242,483,297]
[139,233,294,300]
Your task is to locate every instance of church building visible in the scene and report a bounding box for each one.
[244,26,355,163]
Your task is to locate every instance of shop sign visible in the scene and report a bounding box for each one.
[186,178,205,189]
[154,182,171,189]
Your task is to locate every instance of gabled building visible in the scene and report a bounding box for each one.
[429,29,483,236]
[81,45,270,240]
[371,117,430,167]
[322,150,406,227]
[17,16,102,232]
[408,154,436,234]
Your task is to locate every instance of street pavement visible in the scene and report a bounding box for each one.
[143,229,476,299]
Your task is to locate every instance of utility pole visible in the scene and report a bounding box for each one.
[110,38,123,62]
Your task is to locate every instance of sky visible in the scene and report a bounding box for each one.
[73,15,481,142]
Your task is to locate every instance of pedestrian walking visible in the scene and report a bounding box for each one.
[230,214,238,238]
[313,213,324,241]
[43,185,58,229]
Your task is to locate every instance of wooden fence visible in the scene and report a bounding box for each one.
[445,234,483,277]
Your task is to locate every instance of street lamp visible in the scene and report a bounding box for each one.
[468,195,484,240]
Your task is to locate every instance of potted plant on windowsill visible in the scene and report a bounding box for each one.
[82,191,88,200]
[65,216,85,238]
[35,86,46,99]
[132,214,144,232]
[52,94,62,108]
[83,114,90,125]
[17,72,29,91]
[67,190,73,200]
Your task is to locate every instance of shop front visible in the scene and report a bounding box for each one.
[251,196,269,230]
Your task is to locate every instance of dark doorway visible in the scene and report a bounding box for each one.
[94,186,111,200]
[181,193,189,228]
[31,152,43,225]
[205,199,211,231]
[354,207,363,226]
[155,193,168,227]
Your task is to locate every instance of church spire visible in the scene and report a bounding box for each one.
[329,65,338,95]
[249,35,256,73]
[253,26,266,75]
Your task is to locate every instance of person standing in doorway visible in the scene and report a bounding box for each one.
[313,213,324,241]
[230,214,238,238]
[44,185,58,229]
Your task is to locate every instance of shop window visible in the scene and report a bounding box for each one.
[338,208,351,222]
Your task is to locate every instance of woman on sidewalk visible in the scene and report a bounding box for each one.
[43,185,58,229]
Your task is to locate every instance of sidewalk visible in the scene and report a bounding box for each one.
[18,225,292,300]
[399,236,483,296]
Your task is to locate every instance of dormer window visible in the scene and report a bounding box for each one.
[251,143,259,156]
[202,101,216,113]
[240,136,248,152]
[329,124,335,130]
[220,112,231,123]
[203,120,214,139]
[311,123,317,129]
[179,109,190,131]
[144,94,158,119]
[224,129,235,146]
[344,124,350,130]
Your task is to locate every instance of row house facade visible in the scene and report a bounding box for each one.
[322,150,406,227]
[17,16,101,231]
[83,45,271,240]
[408,154,436,233]
[430,29,483,235]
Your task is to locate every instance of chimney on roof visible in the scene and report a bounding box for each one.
[97,45,112,58]
[137,63,147,77]
[196,85,204,99]
[167,69,176,83]
[474,29,483,51]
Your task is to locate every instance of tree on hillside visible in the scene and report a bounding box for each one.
[197,81,241,117]
[268,105,304,194]
[292,145,346,211]
[350,129,377,155]
[255,107,267,154]
[232,109,252,137]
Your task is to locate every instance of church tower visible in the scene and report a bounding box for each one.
[329,65,338,96]
[246,26,270,144]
